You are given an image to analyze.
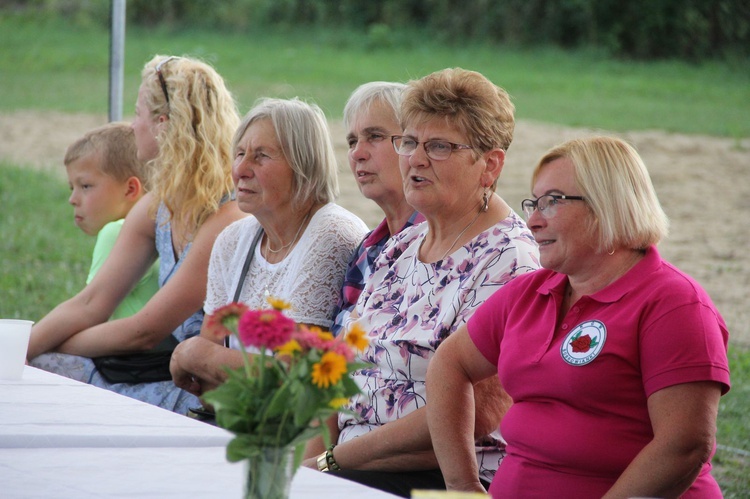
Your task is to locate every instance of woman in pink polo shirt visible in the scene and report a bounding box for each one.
[426,136,730,498]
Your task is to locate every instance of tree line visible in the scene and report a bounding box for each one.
[8,0,749,60]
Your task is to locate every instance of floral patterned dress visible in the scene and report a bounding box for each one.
[30,204,202,413]
[338,211,540,483]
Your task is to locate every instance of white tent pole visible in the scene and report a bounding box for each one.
[109,0,126,122]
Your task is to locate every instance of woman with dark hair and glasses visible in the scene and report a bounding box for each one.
[28,55,245,413]
[426,136,730,498]
[302,68,539,497]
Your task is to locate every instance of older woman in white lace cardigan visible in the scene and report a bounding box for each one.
[170,98,367,396]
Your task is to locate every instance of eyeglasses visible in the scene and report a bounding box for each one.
[521,194,585,220]
[391,135,473,161]
[347,132,397,149]
[155,56,178,106]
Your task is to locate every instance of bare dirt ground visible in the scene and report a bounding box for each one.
[2,110,748,345]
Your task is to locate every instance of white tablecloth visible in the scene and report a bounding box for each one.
[0,367,397,498]
[0,447,396,498]
[0,366,231,448]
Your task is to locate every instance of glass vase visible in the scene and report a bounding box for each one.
[244,446,296,499]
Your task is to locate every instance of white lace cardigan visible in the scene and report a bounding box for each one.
[204,203,368,349]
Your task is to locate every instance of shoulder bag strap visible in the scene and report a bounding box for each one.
[224,226,264,348]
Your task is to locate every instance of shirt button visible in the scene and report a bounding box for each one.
[572,307,580,313]
[562,324,568,330]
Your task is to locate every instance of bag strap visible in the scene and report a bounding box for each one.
[224,227,264,348]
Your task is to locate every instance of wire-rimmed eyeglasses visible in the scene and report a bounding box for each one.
[391,135,474,161]
[521,194,585,220]
[155,56,178,106]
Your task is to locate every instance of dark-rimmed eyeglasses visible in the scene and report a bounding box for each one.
[521,194,585,220]
[391,135,473,161]
[155,56,178,106]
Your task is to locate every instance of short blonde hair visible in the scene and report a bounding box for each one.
[64,122,148,188]
[400,68,515,153]
[532,136,669,251]
[234,97,338,207]
[141,55,239,236]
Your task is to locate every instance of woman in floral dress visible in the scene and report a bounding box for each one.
[303,68,540,497]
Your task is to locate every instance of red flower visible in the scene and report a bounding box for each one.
[571,334,592,353]
[204,302,249,341]
[238,309,296,350]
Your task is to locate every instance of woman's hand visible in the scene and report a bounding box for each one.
[300,456,320,469]
[170,337,207,396]
[169,336,243,396]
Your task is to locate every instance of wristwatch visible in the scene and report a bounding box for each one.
[316,444,340,472]
[316,451,329,472]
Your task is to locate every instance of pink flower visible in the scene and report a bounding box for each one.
[329,339,356,363]
[238,309,296,350]
[295,326,334,351]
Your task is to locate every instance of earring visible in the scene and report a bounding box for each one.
[607,248,615,256]
[481,188,490,212]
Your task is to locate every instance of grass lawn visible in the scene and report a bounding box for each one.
[0,16,748,138]
[1,14,748,496]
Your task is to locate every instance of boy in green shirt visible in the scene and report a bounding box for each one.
[65,122,159,320]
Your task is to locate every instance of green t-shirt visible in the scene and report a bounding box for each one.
[87,219,160,321]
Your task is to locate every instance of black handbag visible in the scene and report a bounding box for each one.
[93,334,179,384]
[94,228,265,385]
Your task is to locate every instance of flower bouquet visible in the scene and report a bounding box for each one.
[200,298,367,499]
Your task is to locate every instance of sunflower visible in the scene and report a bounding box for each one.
[328,397,350,409]
[308,325,335,343]
[275,339,302,357]
[311,351,347,389]
[266,296,292,311]
[344,322,369,351]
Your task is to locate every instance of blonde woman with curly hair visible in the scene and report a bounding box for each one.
[28,55,245,413]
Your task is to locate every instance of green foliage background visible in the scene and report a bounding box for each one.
[7,0,750,60]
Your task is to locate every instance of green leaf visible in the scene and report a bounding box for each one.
[340,374,362,395]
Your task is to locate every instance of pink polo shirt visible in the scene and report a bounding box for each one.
[468,246,730,498]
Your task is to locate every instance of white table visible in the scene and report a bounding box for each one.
[0,366,232,448]
[0,447,397,498]
[0,367,397,498]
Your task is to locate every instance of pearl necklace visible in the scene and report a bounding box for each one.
[265,210,310,254]
[262,209,312,297]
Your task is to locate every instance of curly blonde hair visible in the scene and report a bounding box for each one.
[141,55,239,237]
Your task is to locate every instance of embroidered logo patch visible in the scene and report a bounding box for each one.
[560,320,606,366]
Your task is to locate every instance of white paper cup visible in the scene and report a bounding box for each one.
[0,319,34,380]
